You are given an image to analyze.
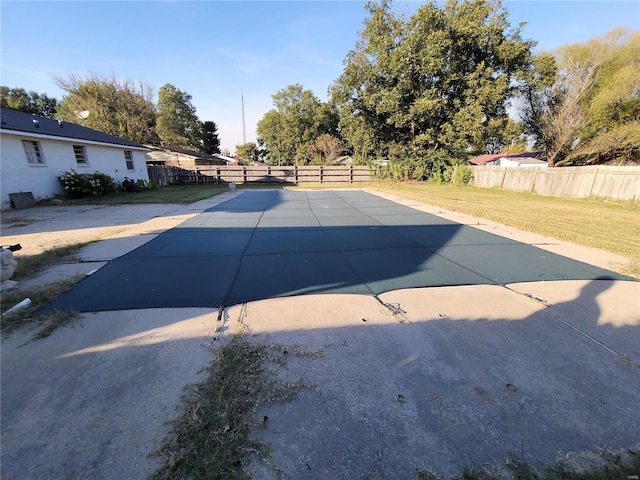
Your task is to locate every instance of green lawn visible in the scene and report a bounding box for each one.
[45,184,230,205]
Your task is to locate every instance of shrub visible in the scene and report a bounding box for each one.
[374,149,457,182]
[136,179,157,190]
[57,169,116,198]
[452,165,474,185]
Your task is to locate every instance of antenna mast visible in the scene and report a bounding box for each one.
[241,90,247,144]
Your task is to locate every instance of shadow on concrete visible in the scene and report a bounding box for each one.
[242,278,640,479]
[1,278,639,479]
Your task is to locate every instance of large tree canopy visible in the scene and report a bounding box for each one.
[520,28,640,166]
[55,74,157,144]
[156,83,203,149]
[235,142,260,162]
[257,84,339,165]
[0,87,58,118]
[331,0,534,178]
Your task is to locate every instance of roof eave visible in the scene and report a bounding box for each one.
[0,128,149,151]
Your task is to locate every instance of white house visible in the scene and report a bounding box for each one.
[469,152,547,167]
[0,109,149,208]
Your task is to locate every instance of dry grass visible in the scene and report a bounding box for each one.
[440,446,640,480]
[12,243,89,280]
[1,276,81,339]
[2,244,89,338]
[149,334,307,480]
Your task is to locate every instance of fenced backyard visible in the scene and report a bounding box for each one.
[147,164,640,202]
[147,165,372,186]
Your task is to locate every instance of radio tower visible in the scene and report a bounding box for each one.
[241,90,247,144]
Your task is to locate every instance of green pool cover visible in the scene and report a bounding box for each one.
[44,190,630,312]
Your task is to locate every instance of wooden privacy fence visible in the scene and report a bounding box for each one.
[470,165,640,201]
[148,165,372,186]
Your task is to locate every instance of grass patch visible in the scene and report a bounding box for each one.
[12,242,90,280]
[39,182,313,207]
[1,276,81,339]
[2,242,100,339]
[432,446,640,480]
[41,184,230,206]
[149,334,306,480]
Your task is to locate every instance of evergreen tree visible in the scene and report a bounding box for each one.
[201,121,221,154]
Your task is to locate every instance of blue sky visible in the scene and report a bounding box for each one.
[1,1,639,153]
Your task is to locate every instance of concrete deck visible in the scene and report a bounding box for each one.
[1,189,638,479]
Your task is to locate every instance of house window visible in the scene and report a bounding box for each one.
[124,150,134,170]
[22,140,45,165]
[73,145,88,165]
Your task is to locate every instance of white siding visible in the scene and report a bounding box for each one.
[499,158,548,168]
[1,133,148,208]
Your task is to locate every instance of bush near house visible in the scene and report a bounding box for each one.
[57,169,116,199]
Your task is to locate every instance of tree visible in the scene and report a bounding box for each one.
[156,83,202,149]
[486,117,525,154]
[235,142,259,162]
[519,28,640,166]
[201,121,221,154]
[307,134,342,164]
[54,73,157,144]
[0,86,58,117]
[331,0,534,179]
[257,84,339,165]
[517,53,558,151]
[256,110,287,165]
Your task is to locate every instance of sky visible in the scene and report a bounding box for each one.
[1,1,639,154]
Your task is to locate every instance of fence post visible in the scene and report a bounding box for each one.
[529,169,538,193]
[295,165,298,183]
[588,167,599,198]
[350,165,353,183]
[320,166,324,184]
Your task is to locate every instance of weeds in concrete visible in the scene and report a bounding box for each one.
[12,243,89,279]
[417,467,440,480]
[1,276,81,339]
[149,334,308,480]
[416,446,640,480]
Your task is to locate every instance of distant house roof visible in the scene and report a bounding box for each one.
[146,145,226,162]
[0,108,147,150]
[469,152,542,165]
[501,157,548,167]
[213,154,239,163]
